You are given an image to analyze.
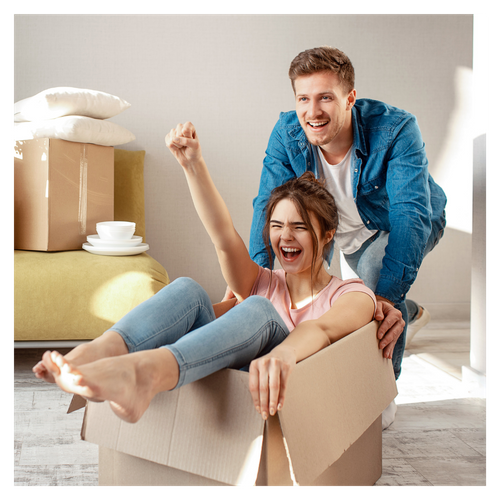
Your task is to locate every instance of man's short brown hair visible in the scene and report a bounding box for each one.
[288,46,355,95]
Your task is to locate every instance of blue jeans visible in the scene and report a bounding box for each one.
[108,277,290,389]
[342,223,444,380]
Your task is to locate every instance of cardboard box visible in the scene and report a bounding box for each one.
[14,138,114,251]
[75,321,397,486]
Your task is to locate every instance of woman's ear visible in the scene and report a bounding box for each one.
[324,229,335,245]
[322,230,335,262]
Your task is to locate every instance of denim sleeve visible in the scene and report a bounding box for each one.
[376,115,433,303]
[249,119,297,268]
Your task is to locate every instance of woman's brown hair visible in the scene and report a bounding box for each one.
[262,172,339,284]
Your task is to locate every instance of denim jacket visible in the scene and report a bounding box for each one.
[249,98,447,304]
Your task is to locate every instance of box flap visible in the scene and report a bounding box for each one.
[278,320,397,485]
[82,368,265,485]
[67,394,87,413]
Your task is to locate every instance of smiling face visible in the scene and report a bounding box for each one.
[269,198,331,277]
[295,70,356,157]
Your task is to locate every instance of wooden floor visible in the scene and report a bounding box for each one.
[13,319,486,487]
[377,320,486,486]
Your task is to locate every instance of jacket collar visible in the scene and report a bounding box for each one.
[287,124,306,142]
[351,104,368,158]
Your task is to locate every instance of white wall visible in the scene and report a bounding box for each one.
[14,14,473,316]
[463,15,488,393]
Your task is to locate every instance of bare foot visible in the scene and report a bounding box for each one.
[33,358,58,383]
[43,349,179,423]
[33,331,128,383]
[41,350,89,394]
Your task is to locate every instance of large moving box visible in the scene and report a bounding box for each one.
[74,321,397,486]
[14,138,114,251]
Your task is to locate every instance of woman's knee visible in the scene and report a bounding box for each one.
[168,277,205,295]
[159,277,211,306]
[241,295,272,308]
[240,295,283,321]
[171,276,199,288]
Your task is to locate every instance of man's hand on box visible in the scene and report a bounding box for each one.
[375,297,405,359]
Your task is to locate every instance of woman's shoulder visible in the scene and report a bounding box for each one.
[327,276,376,304]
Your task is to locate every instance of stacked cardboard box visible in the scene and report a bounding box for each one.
[14,138,114,251]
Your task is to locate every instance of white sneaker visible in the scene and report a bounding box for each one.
[405,306,431,348]
[382,399,397,430]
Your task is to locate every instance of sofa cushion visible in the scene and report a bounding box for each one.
[14,250,169,341]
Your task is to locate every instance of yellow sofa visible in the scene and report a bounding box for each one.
[14,149,170,345]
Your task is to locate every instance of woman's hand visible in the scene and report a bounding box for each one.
[165,122,203,169]
[249,345,296,420]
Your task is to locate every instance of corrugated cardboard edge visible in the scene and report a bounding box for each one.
[278,320,397,485]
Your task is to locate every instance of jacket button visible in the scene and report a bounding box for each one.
[375,186,379,189]
[367,221,370,224]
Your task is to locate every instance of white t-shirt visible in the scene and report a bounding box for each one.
[317,146,376,254]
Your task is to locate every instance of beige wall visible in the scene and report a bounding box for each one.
[14,15,474,318]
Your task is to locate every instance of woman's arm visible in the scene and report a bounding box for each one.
[166,123,259,301]
[248,291,375,420]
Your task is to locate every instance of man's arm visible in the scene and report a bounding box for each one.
[375,115,433,304]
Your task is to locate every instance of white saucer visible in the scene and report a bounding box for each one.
[82,242,150,256]
[87,234,143,247]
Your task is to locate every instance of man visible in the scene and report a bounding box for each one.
[249,47,447,393]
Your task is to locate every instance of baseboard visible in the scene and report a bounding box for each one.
[462,365,486,398]
[14,340,91,349]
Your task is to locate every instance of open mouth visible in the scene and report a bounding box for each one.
[281,246,302,261]
[307,121,328,131]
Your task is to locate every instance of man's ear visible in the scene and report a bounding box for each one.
[347,89,357,110]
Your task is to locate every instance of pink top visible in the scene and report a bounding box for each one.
[250,267,376,332]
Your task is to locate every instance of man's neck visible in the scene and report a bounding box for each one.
[319,144,352,166]
[319,112,354,165]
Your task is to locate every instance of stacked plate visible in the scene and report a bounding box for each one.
[82,221,150,256]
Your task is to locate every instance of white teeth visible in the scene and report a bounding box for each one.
[282,247,300,252]
[309,122,327,127]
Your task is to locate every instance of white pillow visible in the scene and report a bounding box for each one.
[14,87,131,122]
[14,116,136,147]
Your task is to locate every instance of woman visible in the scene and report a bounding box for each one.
[33,122,376,424]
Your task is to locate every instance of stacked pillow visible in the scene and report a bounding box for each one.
[14,87,136,147]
